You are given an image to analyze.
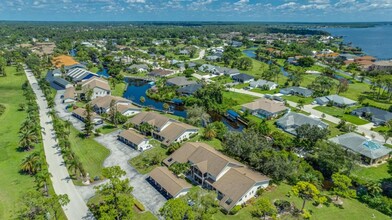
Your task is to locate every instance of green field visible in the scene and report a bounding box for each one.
[351,163,390,183]
[68,127,110,183]
[129,140,167,174]
[111,82,127,97]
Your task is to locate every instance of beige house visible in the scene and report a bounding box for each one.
[63,86,76,104]
[72,108,103,125]
[118,129,151,151]
[162,142,270,211]
[77,77,111,100]
[149,166,192,198]
[241,98,288,119]
[90,95,141,116]
[129,112,199,146]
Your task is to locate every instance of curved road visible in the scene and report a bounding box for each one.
[24,66,92,220]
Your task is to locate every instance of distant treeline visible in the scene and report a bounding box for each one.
[0,21,328,44]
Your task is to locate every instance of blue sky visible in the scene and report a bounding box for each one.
[0,0,391,22]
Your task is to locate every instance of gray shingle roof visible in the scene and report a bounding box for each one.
[276,112,328,135]
[329,133,392,159]
[352,107,392,124]
[280,87,313,97]
[232,73,254,81]
[316,95,356,106]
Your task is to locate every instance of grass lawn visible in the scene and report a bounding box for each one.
[322,120,344,138]
[129,140,167,174]
[90,66,99,73]
[0,67,66,219]
[223,91,258,106]
[68,126,110,183]
[98,124,120,134]
[111,82,127,97]
[351,163,390,183]
[262,183,388,220]
[283,95,314,105]
[313,106,369,125]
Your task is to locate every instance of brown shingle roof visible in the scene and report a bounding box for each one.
[149,166,192,197]
[163,142,200,166]
[129,112,172,130]
[157,122,198,146]
[242,98,287,114]
[118,129,147,145]
[90,95,133,109]
[72,108,100,120]
[149,69,175,77]
[64,86,76,100]
[79,77,111,91]
[213,167,270,211]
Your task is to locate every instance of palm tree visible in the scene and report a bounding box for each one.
[67,158,79,177]
[139,123,154,135]
[296,99,305,111]
[163,103,170,112]
[64,120,72,135]
[20,152,41,175]
[140,96,146,104]
[19,129,38,151]
[203,124,217,140]
[35,169,52,195]
[366,181,382,197]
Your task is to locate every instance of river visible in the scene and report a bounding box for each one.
[323,24,392,60]
[123,78,245,131]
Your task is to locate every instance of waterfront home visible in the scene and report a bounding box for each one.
[250,79,278,90]
[370,60,392,72]
[118,129,151,151]
[166,76,197,87]
[177,84,203,96]
[276,112,328,135]
[77,77,111,100]
[148,166,192,199]
[351,107,392,126]
[315,94,357,107]
[242,98,288,119]
[129,112,199,146]
[72,108,103,125]
[232,73,254,83]
[161,142,270,211]
[148,69,176,77]
[329,133,392,165]
[280,87,313,97]
[90,95,141,116]
[127,64,149,73]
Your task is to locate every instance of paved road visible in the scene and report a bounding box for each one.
[190,49,205,61]
[94,131,167,216]
[24,66,92,220]
[229,88,392,144]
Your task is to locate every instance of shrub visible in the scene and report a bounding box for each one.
[274,200,291,213]
[229,205,242,215]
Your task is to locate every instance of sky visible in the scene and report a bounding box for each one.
[0,0,391,22]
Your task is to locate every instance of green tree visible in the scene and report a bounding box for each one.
[160,198,194,220]
[19,128,39,151]
[84,104,94,137]
[297,57,315,67]
[203,124,217,140]
[295,124,330,150]
[163,103,170,111]
[296,99,305,111]
[89,166,134,220]
[185,187,219,219]
[331,173,355,201]
[251,197,277,220]
[291,181,325,211]
[140,96,146,104]
[20,151,42,175]
[366,181,383,197]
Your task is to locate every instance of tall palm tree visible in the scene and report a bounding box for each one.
[35,169,52,195]
[203,124,217,140]
[19,129,38,151]
[20,152,41,175]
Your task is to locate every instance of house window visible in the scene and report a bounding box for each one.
[225,198,233,205]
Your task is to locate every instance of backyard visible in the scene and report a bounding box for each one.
[129,140,168,174]
[314,106,369,125]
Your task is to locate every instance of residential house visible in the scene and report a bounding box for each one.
[148,166,192,199]
[198,64,217,73]
[232,73,254,83]
[118,129,151,151]
[129,112,199,146]
[329,133,392,165]
[148,69,176,77]
[63,86,76,104]
[161,142,270,211]
[276,112,328,135]
[370,60,392,72]
[166,76,197,87]
[351,107,392,126]
[250,79,278,90]
[72,108,103,125]
[241,98,288,119]
[206,55,221,61]
[90,95,141,116]
[215,67,240,76]
[77,77,111,100]
[179,49,190,55]
[280,87,314,97]
[127,64,149,73]
[315,95,357,107]
[231,40,243,47]
[177,84,203,96]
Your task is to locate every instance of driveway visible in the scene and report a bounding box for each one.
[94,130,167,216]
[54,91,85,131]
